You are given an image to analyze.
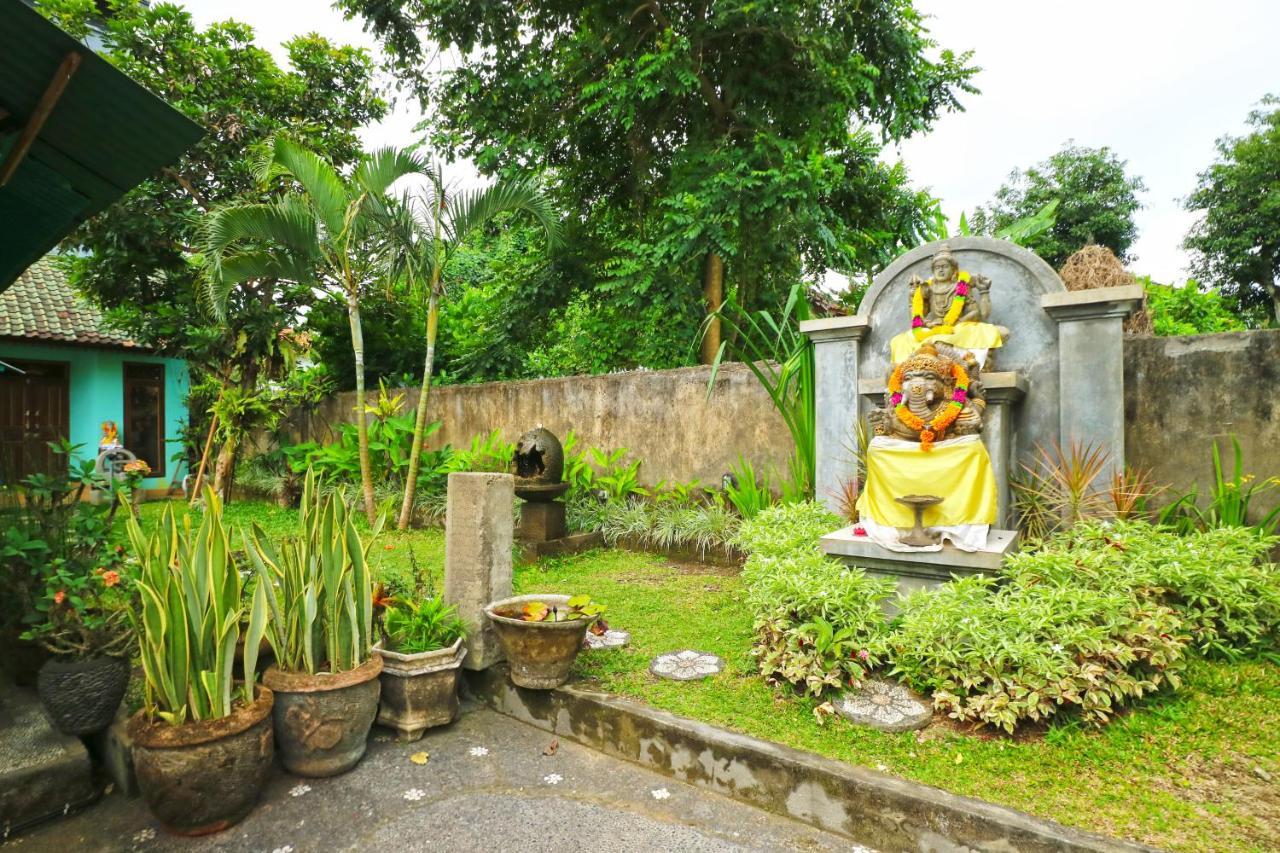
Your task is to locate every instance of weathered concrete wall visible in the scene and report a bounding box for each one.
[290,363,794,487]
[280,330,1280,520]
[1125,329,1280,522]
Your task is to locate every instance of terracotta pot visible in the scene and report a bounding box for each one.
[375,638,466,741]
[37,655,130,735]
[484,594,591,689]
[130,685,274,836]
[263,655,382,777]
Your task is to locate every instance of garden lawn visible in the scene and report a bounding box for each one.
[125,501,1279,852]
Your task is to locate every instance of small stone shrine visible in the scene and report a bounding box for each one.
[801,237,1142,598]
[512,425,602,560]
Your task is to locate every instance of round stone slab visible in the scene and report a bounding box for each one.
[836,679,932,732]
[583,629,631,650]
[649,650,724,681]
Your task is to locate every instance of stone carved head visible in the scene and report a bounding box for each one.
[899,345,953,408]
[930,244,958,282]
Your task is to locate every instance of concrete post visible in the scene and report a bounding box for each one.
[443,472,514,671]
[1042,286,1143,479]
[979,372,1028,528]
[799,316,869,514]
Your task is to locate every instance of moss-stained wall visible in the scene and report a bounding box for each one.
[1125,329,1280,523]
[0,340,189,489]
[294,363,795,488]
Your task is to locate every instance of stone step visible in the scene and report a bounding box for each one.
[0,683,99,839]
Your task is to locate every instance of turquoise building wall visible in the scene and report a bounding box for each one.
[0,341,189,490]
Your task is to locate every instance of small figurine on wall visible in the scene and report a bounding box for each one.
[99,420,122,451]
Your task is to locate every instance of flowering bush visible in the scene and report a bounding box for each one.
[889,576,1188,731]
[1,445,135,658]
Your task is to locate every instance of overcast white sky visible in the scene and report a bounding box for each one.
[186,0,1280,283]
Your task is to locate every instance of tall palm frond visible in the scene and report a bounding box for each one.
[444,178,561,248]
[260,135,349,237]
[200,198,320,318]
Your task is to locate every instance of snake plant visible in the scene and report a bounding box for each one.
[125,490,270,725]
[245,469,380,674]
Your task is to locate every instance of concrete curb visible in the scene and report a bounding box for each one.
[467,667,1156,853]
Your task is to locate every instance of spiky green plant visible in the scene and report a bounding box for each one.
[125,490,270,725]
[245,469,381,674]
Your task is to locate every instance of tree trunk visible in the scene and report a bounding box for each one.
[700,250,724,364]
[397,288,440,530]
[348,296,377,524]
[211,439,238,504]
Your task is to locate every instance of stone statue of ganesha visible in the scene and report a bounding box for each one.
[869,343,984,449]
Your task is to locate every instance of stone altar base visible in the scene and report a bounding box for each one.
[517,500,567,541]
[0,683,99,836]
[820,526,1018,609]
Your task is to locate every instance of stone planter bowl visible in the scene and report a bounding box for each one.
[262,654,382,777]
[375,638,467,742]
[484,594,591,689]
[130,684,274,836]
[37,655,130,736]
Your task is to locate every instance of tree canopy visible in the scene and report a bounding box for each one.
[37,0,387,360]
[972,143,1145,269]
[338,0,977,366]
[1183,96,1280,326]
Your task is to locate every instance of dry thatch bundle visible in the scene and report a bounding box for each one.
[1058,244,1152,337]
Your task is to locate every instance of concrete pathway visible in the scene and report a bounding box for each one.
[9,706,869,852]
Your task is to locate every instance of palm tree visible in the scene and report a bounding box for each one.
[381,170,559,529]
[201,136,429,523]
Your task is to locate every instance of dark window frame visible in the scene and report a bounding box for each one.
[122,361,164,478]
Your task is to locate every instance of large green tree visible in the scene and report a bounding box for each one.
[972,143,1146,269]
[37,0,387,490]
[338,0,975,364]
[1183,96,1280,326]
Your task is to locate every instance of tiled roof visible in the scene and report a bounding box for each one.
[0,257,138,348]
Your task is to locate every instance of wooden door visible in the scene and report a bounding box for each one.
[0,360,70,485]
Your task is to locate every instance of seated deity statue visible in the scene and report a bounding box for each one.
[888,244,1009,367]
[857,343,997,552]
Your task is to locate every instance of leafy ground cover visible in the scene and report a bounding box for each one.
[123,501,1279,851]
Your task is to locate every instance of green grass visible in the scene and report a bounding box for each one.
[127,500,1280,851]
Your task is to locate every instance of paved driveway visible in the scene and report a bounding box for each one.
[12,706,869,852]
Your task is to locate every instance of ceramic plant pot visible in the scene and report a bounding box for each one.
[130,685,274,836]
[36,655,130,735]
[484,594,591,689]
[262,654,382,777]
[375,638,467,742]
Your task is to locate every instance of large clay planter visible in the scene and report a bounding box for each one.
[37,655,130,735]
[263,654,382,777]
[484,594,591,689]
[130,685,274,836]
[375,639,467,742]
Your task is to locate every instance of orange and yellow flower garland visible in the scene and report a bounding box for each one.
[911,271,971,341]
[886,360,970,451]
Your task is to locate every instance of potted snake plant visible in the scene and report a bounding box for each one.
[245,470,382,777]
[375,593,468,741]
[124,492,273,836]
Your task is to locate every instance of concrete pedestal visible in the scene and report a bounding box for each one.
[518,500,567,542]
[443,472,514,671]
[820,526,1019,610]
[0,684,98,835]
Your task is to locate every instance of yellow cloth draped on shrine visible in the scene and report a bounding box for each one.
[889,321,1005,364]
[855,435,997,528]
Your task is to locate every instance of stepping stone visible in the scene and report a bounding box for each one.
[836,679,932,732]
[583,629,630,650]
[649,650,724,681]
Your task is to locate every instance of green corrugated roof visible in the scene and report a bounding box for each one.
[0,255,138,348]
[0,0,205,289]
